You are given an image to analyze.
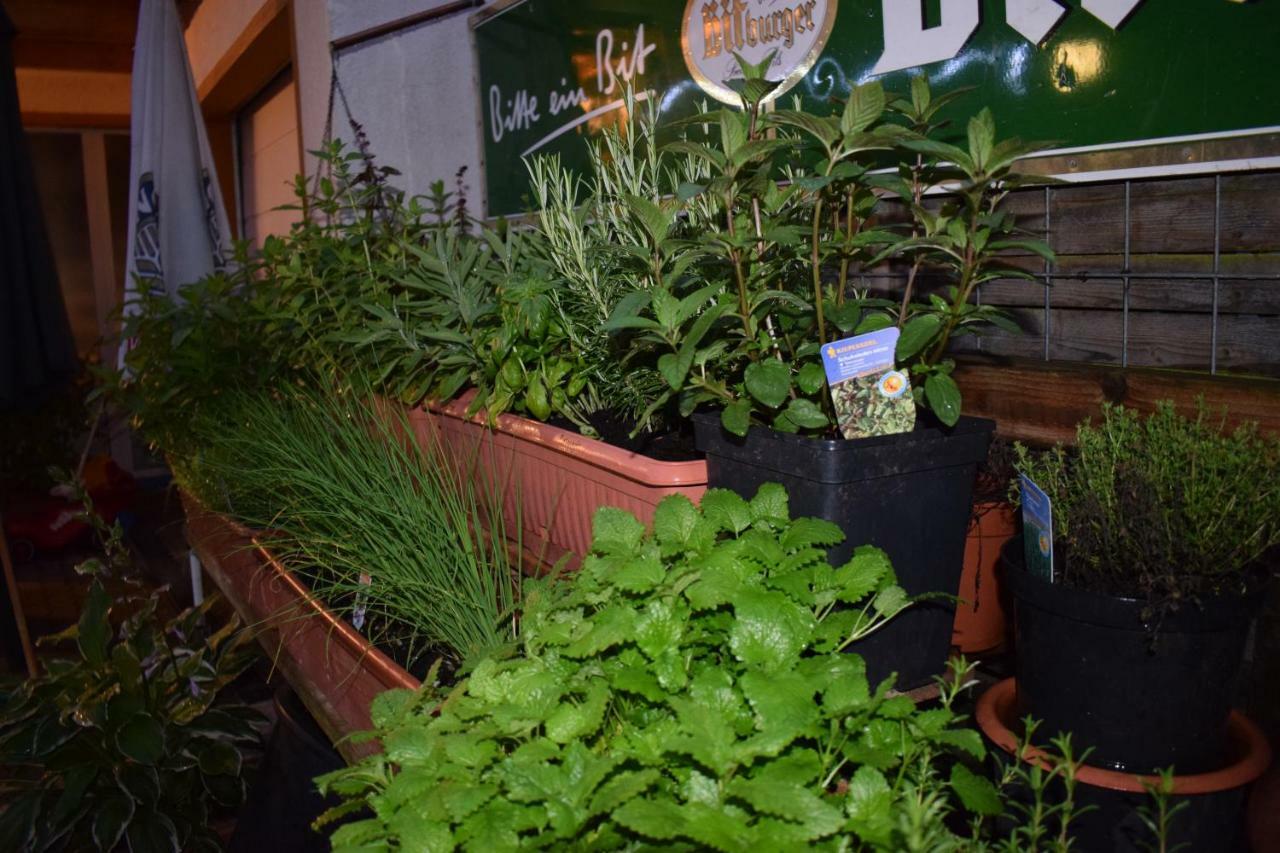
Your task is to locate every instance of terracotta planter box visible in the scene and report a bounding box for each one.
[413,391,707,569]
[182,492,419,762]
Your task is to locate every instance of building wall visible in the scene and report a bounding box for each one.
[185,0,282,92]
[324,0,486,212]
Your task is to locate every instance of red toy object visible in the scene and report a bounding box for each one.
[2,457,136,557]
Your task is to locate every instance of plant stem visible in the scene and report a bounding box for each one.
[836,189,855,307]
[811,195,828,345]
[897,155,926,329]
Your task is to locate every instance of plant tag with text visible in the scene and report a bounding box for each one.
[821,329,915,440]
[1019,474,1054,582]
[352,572,372,631]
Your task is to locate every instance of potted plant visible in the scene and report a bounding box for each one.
[953,439,1019,654]
[0,487,262,852]
[1009,401,1279,774]
[314,487,1087,849]
[303,121,712,568]
[603,68,1050,687]
[180,379,523,756]
[977,677,1272,852]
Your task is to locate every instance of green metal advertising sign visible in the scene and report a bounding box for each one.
[473,0,1280,216]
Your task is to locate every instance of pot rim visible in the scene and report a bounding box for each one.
[1002,537,1265,631]
[690,409,995,453]
[976,678,1272,794]
[424,390,708,486]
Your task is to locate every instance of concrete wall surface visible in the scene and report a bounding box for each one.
[324,0,488,212]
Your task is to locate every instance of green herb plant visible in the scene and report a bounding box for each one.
[313,485,1074,850]
[601,61,1052,436]
[0,483,261,853]
[1013,401,1280,610]
[178,378,522,670]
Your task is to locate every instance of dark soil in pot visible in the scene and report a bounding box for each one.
[546,410,701,461]
[693,412,994,689]
[1003,538,1267,775]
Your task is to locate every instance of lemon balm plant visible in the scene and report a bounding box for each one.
[314,487,1085,851]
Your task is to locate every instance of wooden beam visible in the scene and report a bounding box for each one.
[194,0,290,116]
[81,131,120,368]
[953,356,1280,446]
[11,38,134,73]
[20,111,130,130]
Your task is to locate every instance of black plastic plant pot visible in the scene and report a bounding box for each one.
[692,412,994,690]
[229,689,348,853]
[1003,539,1266,775]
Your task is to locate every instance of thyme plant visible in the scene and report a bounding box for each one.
[1014,401,1280,608]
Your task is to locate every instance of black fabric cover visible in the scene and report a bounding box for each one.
[0,1,78,412]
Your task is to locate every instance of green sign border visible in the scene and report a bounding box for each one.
[472,0,1280,217]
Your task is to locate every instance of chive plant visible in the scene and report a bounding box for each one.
[181,380,521,670]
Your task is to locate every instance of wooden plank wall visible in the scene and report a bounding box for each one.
[857,170,1280,443]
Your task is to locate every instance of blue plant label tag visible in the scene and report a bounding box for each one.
[1019,474,1054,583]
[821,328,915,440]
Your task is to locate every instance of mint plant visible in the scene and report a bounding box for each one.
[314,485,1032,850]
[602,65,1052,436]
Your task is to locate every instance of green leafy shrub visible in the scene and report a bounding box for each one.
[1014,401,1280,607]
[314,486,1064,850]
[0,491,261,852]
[598,68,1052,436]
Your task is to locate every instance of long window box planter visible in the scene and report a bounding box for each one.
[181,492,419,762]
[412,391,708,570]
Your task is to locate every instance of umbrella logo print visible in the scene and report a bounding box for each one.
[132,173,163,281]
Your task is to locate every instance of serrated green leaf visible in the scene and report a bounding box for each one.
[563,606,636,658]
[834,545,894,603]
[591,507,645,556]
[699,489,752,535]
[729,589,815,672]
[589,769,661,816]
[544,684,609,743]
[720,399,751,437]
[795,362,827,395]
[842,80,885,135]
[872,585,910,620]
[781,517,845,551]
[951,763,1003,816]
[781,398,828,430]
[749,483,789,525]
[613,798,685,840]
[938,727,987,761]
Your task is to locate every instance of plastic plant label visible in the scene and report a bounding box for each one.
[1019,473,1054,582]
[821,328,916,440]
[352,572,372,631]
